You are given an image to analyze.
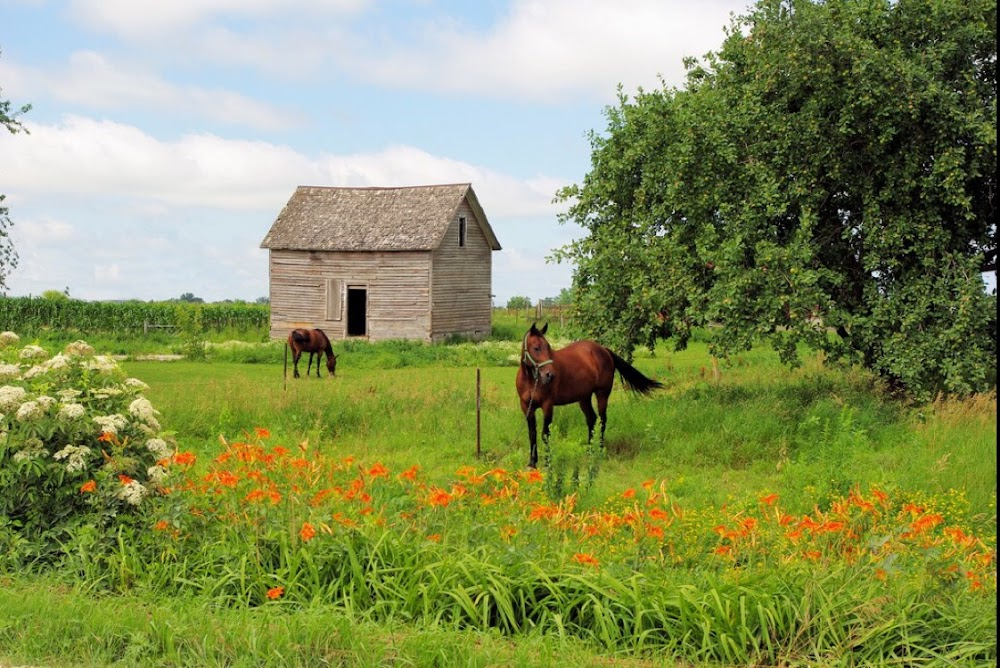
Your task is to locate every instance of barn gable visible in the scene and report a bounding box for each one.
[260,183,501,343]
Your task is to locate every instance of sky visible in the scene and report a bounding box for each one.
[1,0,752,305]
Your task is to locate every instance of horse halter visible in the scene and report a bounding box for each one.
[522,331,554,381]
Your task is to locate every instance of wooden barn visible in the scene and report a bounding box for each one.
[259,183,501,343]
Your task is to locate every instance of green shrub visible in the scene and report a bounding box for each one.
[0,331,178,567]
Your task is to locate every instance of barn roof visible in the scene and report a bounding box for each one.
[259,183,501,252]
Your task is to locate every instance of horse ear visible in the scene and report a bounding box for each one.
[529,322,538,335]
[540,323,548,335]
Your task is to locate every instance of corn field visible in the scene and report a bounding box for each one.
[0,297,269,335]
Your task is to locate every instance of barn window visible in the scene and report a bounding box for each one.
[459,217,467,247]
[325,278,342,320]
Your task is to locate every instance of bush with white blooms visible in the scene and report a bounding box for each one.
[0,332,179,566]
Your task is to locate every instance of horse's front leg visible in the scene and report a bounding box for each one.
[541,404,554,447]
[523,401,539,469]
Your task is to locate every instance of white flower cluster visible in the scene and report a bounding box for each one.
[16,400,44,422]
[19,345,48,360]
[57,403,86,421]
[145,438,172,458]
[12,437,46,462]
[93,413,128,435]
[128,398,161,432]
[0,364,20,380]
[53,444,92,473]
[22,353,72,380]
[0,385,27,411]
[118,479,148,506]
[0,331,20,348]
[64,340,95,356]
[124,378,150,391]
[83,355,118,374]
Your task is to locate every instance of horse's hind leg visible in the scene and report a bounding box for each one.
[595,391,610,447]
[578,398,598,442]
[292,352,301,378]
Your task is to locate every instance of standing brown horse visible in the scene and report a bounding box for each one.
[286,328,337,378]
[516,322,663,468]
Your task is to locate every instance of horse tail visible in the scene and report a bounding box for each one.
[607,350,664,395]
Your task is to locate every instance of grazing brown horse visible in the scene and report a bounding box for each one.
[286,328,337,378]
[516,323,663,468]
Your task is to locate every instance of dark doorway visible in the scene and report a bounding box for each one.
[347,287,367,336]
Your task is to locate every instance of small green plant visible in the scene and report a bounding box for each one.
[174,304,206,360]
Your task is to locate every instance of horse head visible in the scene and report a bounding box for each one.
[326,352,337,377]
[522,322,555,385]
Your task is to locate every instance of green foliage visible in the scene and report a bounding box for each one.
[174,304,206,360]
[0,332,177,566]
[40,288,70,301]
[0,296,269,336]
[506,295,532,310]
[554,0,997,400]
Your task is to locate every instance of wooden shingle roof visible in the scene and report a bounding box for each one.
[260,183,501,252]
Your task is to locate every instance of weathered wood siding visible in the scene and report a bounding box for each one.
[430,201,493,341]
[268,249,432,341]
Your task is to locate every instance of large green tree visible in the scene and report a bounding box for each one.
[1,50,31,294]
[554,0,996,398]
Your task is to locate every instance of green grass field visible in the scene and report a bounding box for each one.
[0,316,995,666]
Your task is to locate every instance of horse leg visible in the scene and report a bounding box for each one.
[541,404,554,447]
[292,350,301,378]
[306,352,314,377]
[579,398,598,443]
[524,402,539,468]
[595,391,610,448]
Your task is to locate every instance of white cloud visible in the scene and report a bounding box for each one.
[2,116,564,218]
[3,52,304,131]
[13,218,75,245]
[59,1,747,104]
[94,263,121,282]
[356,0,747,102]
[67,0,371,37]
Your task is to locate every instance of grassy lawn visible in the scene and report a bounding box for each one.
[0,322,994,666]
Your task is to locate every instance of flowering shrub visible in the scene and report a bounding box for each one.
[0,332,177,565]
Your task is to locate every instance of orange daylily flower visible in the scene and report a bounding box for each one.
[427,488,452,507]
[255,427,271,439]
[367,462,389,478]
[173,451,196,466]
[573,553,600,568]
[266,586,284,600]
[522,469,543,484]
[80,480,97,493]
[759,493,779,506]
[299,522,316,542]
